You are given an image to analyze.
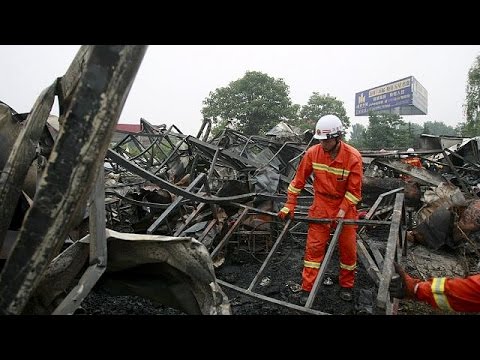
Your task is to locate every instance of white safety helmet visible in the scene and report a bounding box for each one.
[407,148,414,153]
[313,114,344,140]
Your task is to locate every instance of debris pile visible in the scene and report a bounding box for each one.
[1,46,479,315]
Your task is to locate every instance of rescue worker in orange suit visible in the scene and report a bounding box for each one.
[400,148,423,181]
[278,114,363,302]
[390,262,480,312]
[402,148,423,168]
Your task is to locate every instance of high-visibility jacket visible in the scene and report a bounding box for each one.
[285,141,363,290]
[286,141,363,219]
[415,274,480,313]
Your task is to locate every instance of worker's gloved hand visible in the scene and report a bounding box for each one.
[358,210,368,219]
[330,219,338,232]
[278,202,295,221]
[389,262,421,299]
[330,209,346,232]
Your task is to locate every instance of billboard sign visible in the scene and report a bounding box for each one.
[355,76,427,116]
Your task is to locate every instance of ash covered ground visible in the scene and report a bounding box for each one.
[80,222,392,316]
[213,221,382,315]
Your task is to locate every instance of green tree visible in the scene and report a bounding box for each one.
[348,123,367,149]
[364,112,407,149]
[295,93,349,132]
[422,121,457,136]
[460,55,480,136]
[201,71,299,136]
[398,121,423,148]
[455,122,466,136]
[422,122,430,134]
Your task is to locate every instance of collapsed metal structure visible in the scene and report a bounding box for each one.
[99,122,415,314]
[1,45,479,315]
[0,46,229,315]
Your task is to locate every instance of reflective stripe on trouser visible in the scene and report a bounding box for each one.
[301,222,357,291]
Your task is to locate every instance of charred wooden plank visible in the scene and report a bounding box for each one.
[0,82,57,250]
[57,45,92,115]
[0,45,147,315]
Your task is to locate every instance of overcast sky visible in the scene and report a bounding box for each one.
[1,45,479,136]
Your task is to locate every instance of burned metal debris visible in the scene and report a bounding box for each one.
[0,46,228,316]
[1,47,480,315]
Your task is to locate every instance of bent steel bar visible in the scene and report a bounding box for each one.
[217,279,328,316]
[231,202,391,226]
[107,149,258,204]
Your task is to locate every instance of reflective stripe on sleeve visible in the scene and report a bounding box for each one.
[288,184,302,194]
[431,277,453,312]
[345,191,360,205]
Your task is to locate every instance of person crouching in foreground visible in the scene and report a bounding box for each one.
[390,262,480,312]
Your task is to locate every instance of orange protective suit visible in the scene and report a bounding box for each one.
[415,274,480,312]
[402,156,423,169]
[285,141,363,291]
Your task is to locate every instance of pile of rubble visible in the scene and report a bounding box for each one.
[1,45,479,315]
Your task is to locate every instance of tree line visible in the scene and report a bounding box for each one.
[200,55,480,150]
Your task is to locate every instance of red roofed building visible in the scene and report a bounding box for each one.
[111,123,144,145]
[111,120,166,147]
[115,124,143,133]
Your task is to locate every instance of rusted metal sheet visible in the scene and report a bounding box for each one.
[92,229,230,315]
